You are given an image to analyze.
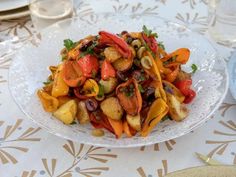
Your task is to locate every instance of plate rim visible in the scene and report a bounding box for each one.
[8,14,229,148]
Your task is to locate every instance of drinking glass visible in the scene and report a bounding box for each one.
[208,0,236,46]
[29,0,73,30]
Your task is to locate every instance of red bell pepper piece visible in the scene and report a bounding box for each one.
[89,111,115,134]
[142,33,158,54]
[77,54,99,78]
[175,79,196,104]
[101,60,116,80]
[99,31,132,59]
[62,60,86,87]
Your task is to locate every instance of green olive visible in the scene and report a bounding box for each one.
[141,56,153,69]
[131,39,142,49]
[137,46,146,59]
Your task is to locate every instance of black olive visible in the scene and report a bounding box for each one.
[121,31,128,35]
[85,98,98,112]
[79,40,93,51]
[126,36,133,44]
[117,71,129,81]
[142,100,148,108]
[143,87,155,100]
[132,70,142,81]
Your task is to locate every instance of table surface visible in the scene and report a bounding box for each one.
[0,0,236,177]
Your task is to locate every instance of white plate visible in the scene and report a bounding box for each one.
[0,0,28,12]
[9,14,229,148]
[228,51,236,99]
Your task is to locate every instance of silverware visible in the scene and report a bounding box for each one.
[195,152,223,165]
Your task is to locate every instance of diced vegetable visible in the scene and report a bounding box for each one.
[141,98,169,137]
[113,57,133,72]
[123,120,136,137]
[116,79,142,116]
[62,60,86,87]
[104,47,121,62]
[100,97,123,120]
[77,101,90,124]
[37,90,59,112]
[107,118,123,138]
[163,80,185,103]
[57,96,72,107]
[167,94,188,121]
[53,100,77,124]
[99,78,118,94]
[80,79,99,97]
[101,60,116,80]
[77,54,99,78]
[141,56,153,69]
[91,129,104,137]
[52,64,69,97]
[175,79,196,104]
[126,114,141,131]
[99,31,132,59]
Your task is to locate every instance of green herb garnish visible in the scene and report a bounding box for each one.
[79,41,98,58]
[138,84,145,93]
[43,79,52,85]
[142,25,158,38]
[91,70,97,78]
[191,64,198,74]
[70,120,77,125]
[64,39,76,51]
[161,115,170,122]
[158,41,165,50]
[97,84,105,98]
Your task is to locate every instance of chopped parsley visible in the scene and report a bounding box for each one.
[43,79,52,85]
[97,84,105,98]
[79,41,98,58]
[64,39,76,51]
[70,120,77,125]
[161,115,171,122]
[142,25,158,38]
[163,55,177,65]
[191,64,198,74]
[91,70,97,78]
[138,84,145,93]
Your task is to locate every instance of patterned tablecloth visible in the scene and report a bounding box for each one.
[0,0,236,177]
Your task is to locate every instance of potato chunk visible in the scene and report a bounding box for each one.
[53,100,77,124]
[104,47,121,63]
[126,114,141,131]
[100,97,123,120]
[77,101,90,124]
[167,94,188,121]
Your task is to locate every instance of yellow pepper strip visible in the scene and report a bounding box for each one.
[81,79,99,97]
[146,52,167,102]
[129,32,142,39]
[163,80,185,103]
[37,90,59,112]
[141,98,169,137]
[161,48,190,64]
[51,64,69,97]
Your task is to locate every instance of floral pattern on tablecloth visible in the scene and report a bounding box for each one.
[0,0,235,177]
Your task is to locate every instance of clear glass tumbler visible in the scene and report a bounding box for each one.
[208,0,236,46]
[29,0,73,30]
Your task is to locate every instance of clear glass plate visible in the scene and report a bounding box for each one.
[8,14,229,147]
